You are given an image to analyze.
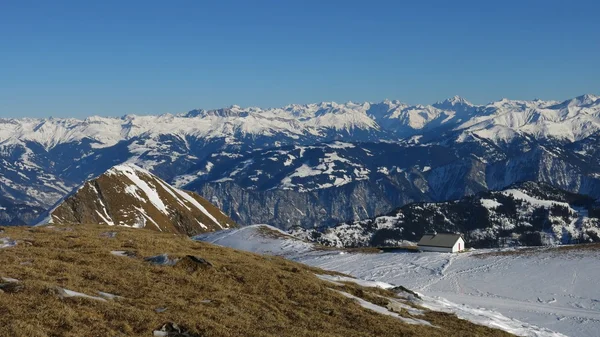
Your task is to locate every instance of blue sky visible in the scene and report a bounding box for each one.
[1,0,599,118]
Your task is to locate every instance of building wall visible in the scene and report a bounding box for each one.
[418,245,453,253]
[452,238,465,253]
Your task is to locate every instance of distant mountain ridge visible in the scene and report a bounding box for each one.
[1,94,600,227]
[40,164,236,235]
[292,182,600,248]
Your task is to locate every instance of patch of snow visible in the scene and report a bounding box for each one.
[57,287,108,302]
[327,141,356,149]
[170,188,222,228]
[316,274,394,290]
[98,291,122,300]
[502,189,570,209]
[110,250,134,257]
[108,164,169,215]
[0,237,17,249]
[480,198,503,209]
[333,289,433,326]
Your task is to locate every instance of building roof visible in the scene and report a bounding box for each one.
[417,233,462,248]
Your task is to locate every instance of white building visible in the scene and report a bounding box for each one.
[417,233,465,253]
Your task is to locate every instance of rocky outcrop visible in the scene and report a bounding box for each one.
[197,176,430,230]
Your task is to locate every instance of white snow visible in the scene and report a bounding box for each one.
[326,141,356,149]
[57,287,108,302]
[108,164,168,215]
[480,198,503,209]
[193,225,315,258]
[94,209,115,226]
[333,289,433,326]
[300,250,595,337]
[316,274,394,290]
[420,294,566,337]
[0,237,17,249]
[98,291,122,300]
[171,188,222,228]
[1,95,598,155]
[502,189,570,209]
[279,150,370,191]
[110,250,132,257]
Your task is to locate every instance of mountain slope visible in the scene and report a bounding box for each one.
[196,225,569,337]
[0,196,44,226]
[185,138,600,229]
[0,224,517,337]
[46,164,236,235]
[295,182,600,248]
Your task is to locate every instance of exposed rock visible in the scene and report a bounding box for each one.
[145,254,178,266]
[174,255,213,273]
[0,282,24,293]
[153,322,201,337]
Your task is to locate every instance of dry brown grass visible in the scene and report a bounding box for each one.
[0,224,514,337]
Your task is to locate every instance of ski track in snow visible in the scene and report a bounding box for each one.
[298,250,600,337]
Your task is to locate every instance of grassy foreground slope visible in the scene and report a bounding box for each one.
[0,224,513,337]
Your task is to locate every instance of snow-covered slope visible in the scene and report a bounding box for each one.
[194,224,316,258]
[43,163,236,235]
[296,182,600,248]
[298,247,599,337]
[196,226,581,337]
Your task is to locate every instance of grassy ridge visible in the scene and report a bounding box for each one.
[0,224,513,337]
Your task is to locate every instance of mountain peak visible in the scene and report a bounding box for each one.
[550,94,599,109]
[108,162,146,175]
[45,164,237,235]
[573,94,598,105]
[433,95,473,109]
[449,95,468,103]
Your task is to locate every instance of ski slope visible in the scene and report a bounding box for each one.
[198,226,600,337]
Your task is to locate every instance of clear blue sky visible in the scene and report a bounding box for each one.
[1,0,599,118]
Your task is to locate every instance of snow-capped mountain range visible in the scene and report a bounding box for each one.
[1,94,600,227]
[2,94,599,150]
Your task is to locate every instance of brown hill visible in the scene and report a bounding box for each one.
[46,164,235,235]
